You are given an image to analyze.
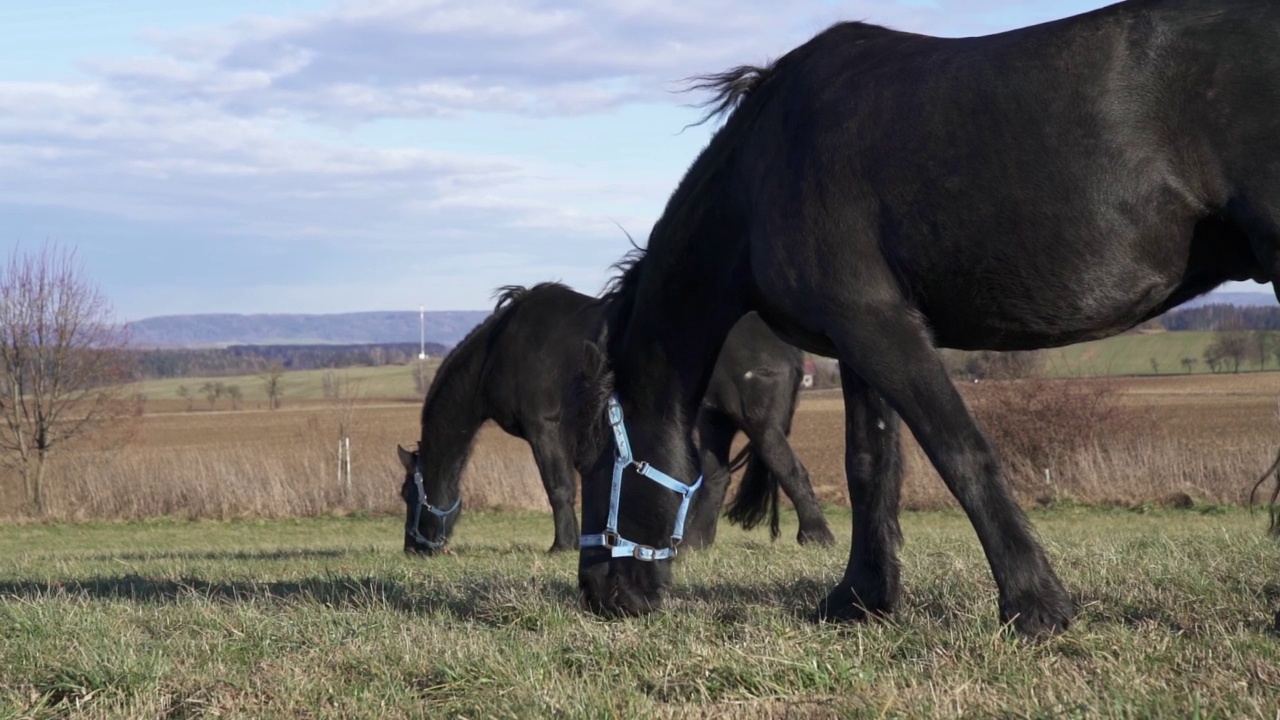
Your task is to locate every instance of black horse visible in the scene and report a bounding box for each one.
[569,0,1280,636]
[396,282,832,555]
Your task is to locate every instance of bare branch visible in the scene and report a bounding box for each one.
[0,241,134,513]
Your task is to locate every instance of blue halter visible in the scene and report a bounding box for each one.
[405,455,461,550]
[579,395,704,561]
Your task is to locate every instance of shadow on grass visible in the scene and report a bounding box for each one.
[1073,588,1280,637]
[82,548,355,563]
[671,576,831,621]
[0,573,578,627]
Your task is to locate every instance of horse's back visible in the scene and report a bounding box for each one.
[740,0,1280,349]
[482,284,601,435]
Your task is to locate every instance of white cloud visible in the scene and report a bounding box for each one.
[90,0,1089,122]
[0,76,649,240]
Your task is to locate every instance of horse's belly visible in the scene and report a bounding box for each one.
[920,279,1176,351]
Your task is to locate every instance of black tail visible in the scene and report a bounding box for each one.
[1249,446,1280,539]
[724,443,781,541]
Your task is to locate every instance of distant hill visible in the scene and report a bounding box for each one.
[126,310,490,348]
[120,288,1278,350]
[1179,291,1277,308]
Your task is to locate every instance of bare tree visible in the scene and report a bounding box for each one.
[1206,332,1250,373]
[321,370,340,400]
[0,243,133,513]
[1179,357,1197,374]
[200,380,225,410]
[1149,357,1160,375]
[226,384,242,410]
[259,363,285,410]
[176,384,195,412]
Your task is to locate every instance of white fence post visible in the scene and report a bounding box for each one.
[337,437,352,497]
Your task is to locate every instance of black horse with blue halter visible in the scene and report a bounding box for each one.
[579,395,704,560]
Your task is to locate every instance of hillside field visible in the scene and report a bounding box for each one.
[1041,330,1271,377]
[134,359,443,411]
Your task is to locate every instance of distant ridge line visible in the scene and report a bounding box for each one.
[125,310,491,348]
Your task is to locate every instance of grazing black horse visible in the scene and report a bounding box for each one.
[568,0,1280,636]
[397,282,832,555]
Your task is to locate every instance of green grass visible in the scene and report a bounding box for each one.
[1042,331,1274,377]
[1,509,1277,718]
[134,360,441,405]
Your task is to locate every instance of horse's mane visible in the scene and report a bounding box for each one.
[599,246,646,302]
[682,64,778,127]
[420,281,570,427]
[491,281,575,311]
[681,21,899,127]
[491,284,528,312]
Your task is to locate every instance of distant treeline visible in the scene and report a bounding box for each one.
[1160,303,1280,331]
[131,342,450,379]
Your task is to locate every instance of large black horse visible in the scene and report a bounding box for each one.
[397,282,832,555]
[569,0,1279,636]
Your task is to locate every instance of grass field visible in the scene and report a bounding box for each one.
[133,360,443,412]
[1,509,1276,718]
[1042,330,1275,377]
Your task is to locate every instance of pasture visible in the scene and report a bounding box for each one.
[1,509,1277,718]
[2,371,1279,717]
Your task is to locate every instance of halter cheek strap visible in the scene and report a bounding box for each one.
[405,456,461,549]
[579,395,704,561]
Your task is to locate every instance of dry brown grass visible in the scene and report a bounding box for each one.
[0,399,549,522]
[2,373,1278,522]
[767,373,1280,512]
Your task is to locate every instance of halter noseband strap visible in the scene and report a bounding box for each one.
[579,395,704,561]
[405,454,461,549]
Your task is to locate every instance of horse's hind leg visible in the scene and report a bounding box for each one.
[529,433,580,553]
[746,424,834,545]
[814,364,903,618]
[683,410,738,550]
[821,304,1073,636]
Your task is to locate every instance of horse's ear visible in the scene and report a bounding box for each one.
[581,340,606,382]
[396,444,415,472]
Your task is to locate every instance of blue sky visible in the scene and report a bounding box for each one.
[1,0,1268,321]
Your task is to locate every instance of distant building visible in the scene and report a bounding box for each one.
[802,358,816,389]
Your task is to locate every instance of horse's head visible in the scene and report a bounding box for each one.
[565,319,691,618]
[397,443,461,556]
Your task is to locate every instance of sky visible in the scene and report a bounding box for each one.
[1,0,1270,321]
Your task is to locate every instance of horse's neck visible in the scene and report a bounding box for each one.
[613,201,749,425]
[418,356,490,484]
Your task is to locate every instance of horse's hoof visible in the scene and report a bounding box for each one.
[797,527,836,546]
[811,584,893,624]
[999,586,1074,638]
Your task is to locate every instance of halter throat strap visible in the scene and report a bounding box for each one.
[579,395,704,561]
